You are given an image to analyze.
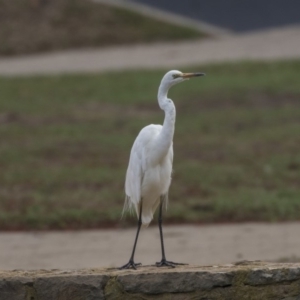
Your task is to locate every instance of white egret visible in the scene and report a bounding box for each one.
[120,70,205,269]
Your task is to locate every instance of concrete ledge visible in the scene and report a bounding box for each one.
[1,262,300,299]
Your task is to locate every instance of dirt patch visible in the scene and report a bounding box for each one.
[1,223,300,270]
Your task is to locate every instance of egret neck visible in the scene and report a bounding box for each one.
[152,82,176,164]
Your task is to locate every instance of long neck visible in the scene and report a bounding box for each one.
[151,82,176,164]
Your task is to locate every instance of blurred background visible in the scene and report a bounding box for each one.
[130,0,300,32]
[0,0,299,269]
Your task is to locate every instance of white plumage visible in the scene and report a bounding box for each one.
[120,70,205,269]
[124,124,173,225]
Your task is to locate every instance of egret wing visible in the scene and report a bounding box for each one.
[124,125,161,215]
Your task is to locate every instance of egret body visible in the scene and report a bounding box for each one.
[121,70,205,269]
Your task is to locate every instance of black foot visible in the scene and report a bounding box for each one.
[119,260,141,270]
[156,259,186,268]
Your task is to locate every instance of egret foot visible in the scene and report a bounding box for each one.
[119,260,141,270]
[156,259,186,268]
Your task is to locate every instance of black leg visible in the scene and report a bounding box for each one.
[156,196,186,268]
[119,200,143,270]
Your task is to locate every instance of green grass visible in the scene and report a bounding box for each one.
[0,60,300,229]
[0,0,204,56]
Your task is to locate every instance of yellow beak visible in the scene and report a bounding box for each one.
[181,72,206,78]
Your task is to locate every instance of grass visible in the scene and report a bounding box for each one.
[0,0,204,56]
[0,60,300,229]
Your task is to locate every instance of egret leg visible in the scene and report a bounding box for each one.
[156,197,186,268]
[119,201,143,270]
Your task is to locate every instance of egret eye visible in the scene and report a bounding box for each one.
[172,74,181,79]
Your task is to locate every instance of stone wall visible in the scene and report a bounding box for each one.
[1,261,300,299]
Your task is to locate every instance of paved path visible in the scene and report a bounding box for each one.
[0,223,300,270]
[0,26,299,76]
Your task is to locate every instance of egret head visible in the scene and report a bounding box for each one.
[161,70,205,89]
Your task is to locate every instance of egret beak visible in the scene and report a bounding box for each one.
[181,72,206,78]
